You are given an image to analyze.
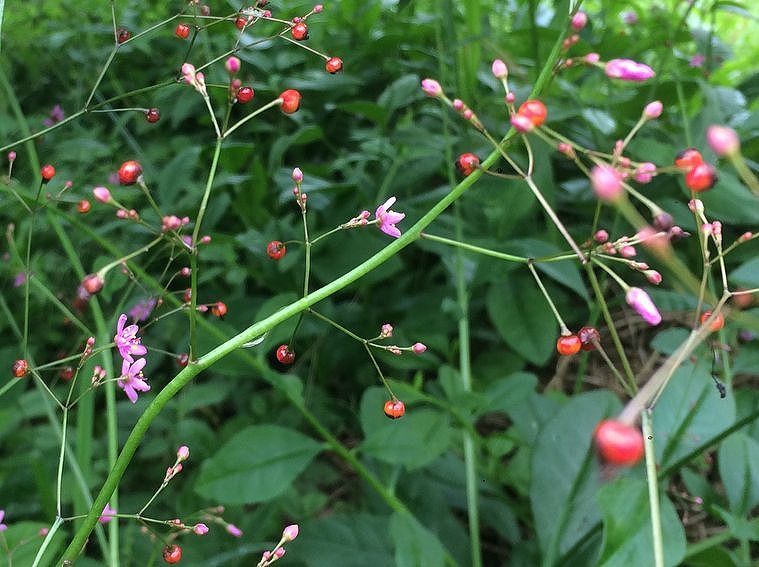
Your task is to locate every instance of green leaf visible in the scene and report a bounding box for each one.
[650,328,690,355]
[507,239,589,300]
[730,256,759,288]
[194,425,323,504]
[390,512,446,567]
[718,432,759,514]
[0,522,65,567]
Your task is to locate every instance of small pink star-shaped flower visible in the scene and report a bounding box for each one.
[118,358,150,403]
[375,197,405,238]
[114,314,148,363]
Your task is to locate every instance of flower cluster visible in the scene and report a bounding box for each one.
[114,313,150,403]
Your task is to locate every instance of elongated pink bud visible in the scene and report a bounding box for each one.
[626,287,662,325]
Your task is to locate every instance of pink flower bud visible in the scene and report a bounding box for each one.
[739,231,753,243]
[626,287,662,325]
[225,56,241,74]
[643,101,663,120]
[291,167,303,183]
[82,273,104,295]
[557,143,575,159]
[620,245,636,258]
[421,78,443,97]
[633,162,657,184]
[282,524,299,542]
[706,125,740,157]
[200,235,211,244]
[594,229,609,243]
[313,4,323,13]
[452,99,464,110]
[584,52,600,64]
[571,11,587,31]
[590,165,623,201]
[505,92,516,104]
[176,445,190,461]
[653,212,673,231]
[688,199,704,213]
[226,523,243,537]
[162,215,183,232]
[274,548,286,559]
[93,186,112,203]
[645,270,662,285]
[380,323,393,338]
[7,151,16,162]
[491,59,508,79]
[605,58,655,82]
[412,342,427,354]
[510,114,534,133]
[193,523,209,535]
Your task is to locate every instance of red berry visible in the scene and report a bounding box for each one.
[276,344,295,365]
[183,288,192,303]
[517,99,548,127]
[12,359,28,378]
[162,544,182,564]
[700,310,725,332]
[594,419,644,466]
[175,23,191,39]
[556,334,582,356]
[41,164,56,182]
[234,16,248,30]
[279,89,301,114]
[674,147,703,171]
[236,86,254,104]
[118,160,142,185]
[82,273,104,295]
[383,399,406,419]
[60,366,74,381]
[117,28,131,44]
[177,353,189,368]
[455,153,480,176]
[77,199,91,214]
[291,22,308,40]
[266,241,286,260]
[211,301,227,318]
[325,57,343,74]
[685,162,717,192]
[145,108,161,123]
[578,326,600,351]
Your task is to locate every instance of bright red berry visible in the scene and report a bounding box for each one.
[700,310,725,332]
[279,89,301,114]
[578,326,600,351]
[291,22,308,40]
[325,57,343,74]
[118,160,142,185]
[685,162,717,192]
[674,148,703,171]
[117,28,131,44]
[455,153,480,176]
[556,334,582,356]
[266,241,286,260]
[594,419,644,466]
[211,301,227,318]
[41,164,56,182]
[145,108,161,123]
[276,344,295,365]
[60,366,74,381]
[177,353,189,368]
[162,544,182,564]
[383,399,406,419]
[236,86,254,104]
[12,359,28,378]
[234,16,248,30]
[77,199,91,214]
[175,23,191,39]
[517,99,548,127]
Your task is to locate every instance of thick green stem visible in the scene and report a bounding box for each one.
[642,410,664,567]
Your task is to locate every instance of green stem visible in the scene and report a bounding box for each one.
[528,261,569,334]
[31,516,63,567]
[642,410,664,567]
[421,232,528,263]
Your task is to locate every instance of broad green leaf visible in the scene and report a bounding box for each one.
[195,425,323,504]
[730,256,759,288]
[390,512,446,567]
[650,328,690,355]
[0,522,65,567]
[718,432,759,514]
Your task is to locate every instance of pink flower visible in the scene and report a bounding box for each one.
[706,125,740,157]
[128,297,156,322]
[43,104,65,127]
[645,270,662,285]
[375,197,405,238]
[412,342,427,354]
[591,165,623,201]
[8,151,16,162]
[193,523,209,535]
[571,11,587,31]
[584,53,600,64]
[114,314,148,363]
[594,229,609,243]
[605,58,655,82]
[634,162,657,184]
[626,287,662,325]
[282,524,299,542]
[13,272,27,288]
[226,523,243,537]
[118,357,150,403]
[510,114,534,133]
[291,167,304,183]
[622,10,638,25]
[421,78,442,97]
[689,54,705,68]
[643,101,662,120]
[491,59,508,79]
[0,510,7,532]
[99,503,116,524]
[225,56,241,74]
[93,186,112,203]
[177,445,190,461]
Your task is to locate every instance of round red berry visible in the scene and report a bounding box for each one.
[556,334,582,356]
[594,419,644,466]
[266,241,286,260]
[82,273,104,295]
[183,288,192,303]
[41,164,56,182]
[12,359,28,378]
[236,86,254,104]
[162,544,182,564]
[177,353,189,368]
[291,22,308,40]
[60,366,74,381]
[118,160,142,185]
[235,16,248,30]
[578,326,600,351]
[77,199,91,214]
[175,23,191,39]
[325,57,343,74]
[700,310,725,332]
[517,99,548,127]
[685,162,717,192]
[674,147,703,171]
[279,89,301,114]
[117,28,131,44]
[383,399,406,419]
[455,153,480,176]
[145,108,161,123]
[276,344,295,365]
[211,301,227,318]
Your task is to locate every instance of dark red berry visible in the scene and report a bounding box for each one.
[234,16,248,30]
[674,148,703,171]
[145,108,161,123]
[211,301,227,318]
[175,23,191,39]
[12,359,28,378]
[325,57,343,74]
[236,86,254,104]
[41,164,56,182]
[383,399,405,419]
[578,326,600,351]
[700,310,725,332]
[594,419,644,466]
[556,334,582,356]
[117,28,131,44]
[82,273,104,295]
[291,22,308,40]
[177,353,189,368]
[276,344,295,365]
[162,544,182,564]
[455,153,480,176]
[183,288,192,303]
[517,99,548,127]
[266,241,286,260]
[118,160,142,185]
[77,199,91,214]
[279,89,301,114]
[60,366,74,381]
[685,162,717,192]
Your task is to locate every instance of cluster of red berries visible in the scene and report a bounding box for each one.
[675,148,717,192]
[556,326,600,355]
[593,419,644,466]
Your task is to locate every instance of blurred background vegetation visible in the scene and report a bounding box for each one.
[0,0,758,565]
